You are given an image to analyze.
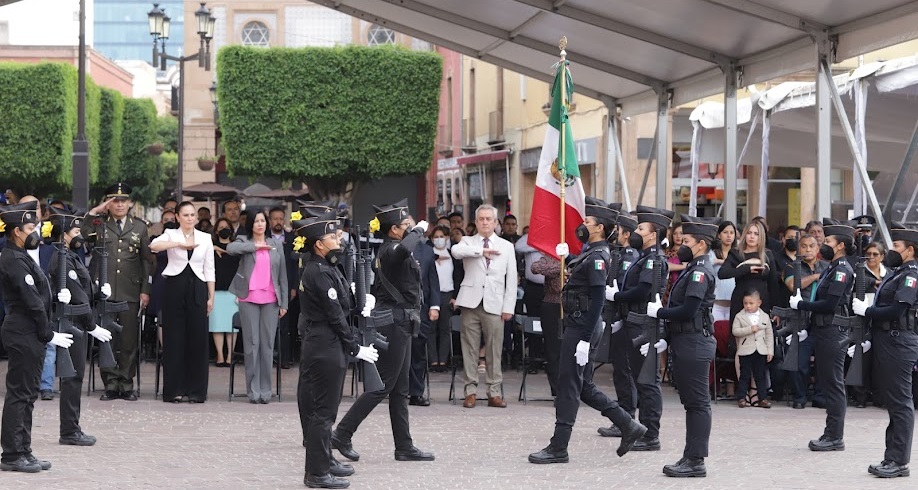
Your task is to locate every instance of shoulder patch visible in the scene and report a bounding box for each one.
[594,259,605,270]
[622,261,631,270]
[691,271,705,282]
[327,287,338,300]
[834,271,847,282]
[68,270,77,281]
[645,259,654,269]
[25,274,34,286]
[906,277,917,289]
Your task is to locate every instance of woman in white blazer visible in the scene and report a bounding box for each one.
[226,209,288,404]
[150,202,216,403]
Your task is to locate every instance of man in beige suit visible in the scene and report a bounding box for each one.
[452,204,518,408]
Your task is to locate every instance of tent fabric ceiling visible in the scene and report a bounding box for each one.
[312,0,918,115]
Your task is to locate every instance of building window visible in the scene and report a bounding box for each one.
[367,24,395,46]
[241,21,270,47]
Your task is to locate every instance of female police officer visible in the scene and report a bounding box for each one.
[296,212,378,489]
[528,196,647,465]
[852,223,918,478]
[0,202,73,473]
[789,218,856,452]
[645,214,720,477]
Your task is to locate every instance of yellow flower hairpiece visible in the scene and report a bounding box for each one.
[0,217,5,233]
[368,217,380,233]
[290,211,302,222]
[293,236,305,252]
[41,221,53,238]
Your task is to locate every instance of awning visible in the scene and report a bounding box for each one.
[456,150,510,166]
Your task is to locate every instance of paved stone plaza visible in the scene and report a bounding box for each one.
[0,361,914,489]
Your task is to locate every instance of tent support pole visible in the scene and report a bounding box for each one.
[884,117,918,223]
[815,45,832,221]
[655,89,670,209]
[636,125,658,207]
[610,113,633,211]
[723,65,738,224]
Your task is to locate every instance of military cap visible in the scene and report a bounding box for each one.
[616,212,638,232]
[296,200,336,218]
[373,198,410,226]
[584,197,620,224]
[294,211,339,240]
[852,214,876,230]
[49,205,84,234]
[822,218,856,239]
[680,214,722,240]
[104,182,132,200]
[889,221,918,244]
[635,205,675,229]
[0,201,40,230]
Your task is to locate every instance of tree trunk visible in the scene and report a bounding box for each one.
[304,177,361,210]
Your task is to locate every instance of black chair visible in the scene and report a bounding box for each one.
[86,308,145,396]
[517,315,551,404]
[229,316,282,402]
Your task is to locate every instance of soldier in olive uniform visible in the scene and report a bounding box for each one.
[82,182,152,401]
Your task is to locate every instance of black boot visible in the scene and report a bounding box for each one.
[304,474,350,489]
[597,425,622,437]
[631,437,661,451]
[808,435,844,451]
[616,419,648,457]
[869,461,909,478]
[663,457,707,477]
[528,445,569,464]
[330,431,360,461]
[329,457,354,477]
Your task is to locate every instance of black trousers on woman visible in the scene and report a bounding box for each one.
[0,317,45,463]
[300,324,348,477]
[162,267,209,402]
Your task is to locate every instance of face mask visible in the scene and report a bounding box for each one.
[818,244,836,261]
[883,250,903,269]
[676,244,695,263]
[69,235,85,250]
[164,221,179,230]
[326,248,343,266]
[23,230,41,250]
[629,232,644,250]
[575,224,590,244]
[433,237,448,249]
[860,234,871,251]
[784,238,797,252]
[218,228,232,239]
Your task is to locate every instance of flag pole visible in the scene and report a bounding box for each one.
[558,36,568,323]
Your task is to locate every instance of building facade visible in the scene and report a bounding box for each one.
[95,0,184,65]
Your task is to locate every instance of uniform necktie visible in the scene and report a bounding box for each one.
[483,237,491,269]
[116,219,123,233]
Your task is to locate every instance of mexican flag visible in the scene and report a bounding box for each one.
[528,61,586,260]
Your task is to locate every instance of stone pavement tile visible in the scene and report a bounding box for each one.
[0,360,914,489]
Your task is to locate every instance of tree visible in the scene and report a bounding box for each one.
[216,45,442,203]
[120,98,161,206]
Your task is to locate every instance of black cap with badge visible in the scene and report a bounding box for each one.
[372,198,410,229]
[680,214,722,241]
[104,182,132,200]
[0,201,40,230]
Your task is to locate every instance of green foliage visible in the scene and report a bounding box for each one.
[98,88,125,185]
[156,114,179,153]
[120,98,160,206]
[216,45,442,198]
[84,78,102,185]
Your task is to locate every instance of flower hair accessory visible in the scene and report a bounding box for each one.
[41,221,53,238]
[293,236,305,252]
[0,217,5,233]
[290,211,302,222]
[368,217,380,233]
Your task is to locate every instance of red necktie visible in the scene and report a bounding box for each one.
[483,237,491,269]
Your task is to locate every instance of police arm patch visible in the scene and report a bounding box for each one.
[645,259,654,269]
[328,288,338,300]
[25,274,35,286]
[834,271,847,282]
[906,277,917,289]
[68,270,78,281]
[594,259,605,270]
[691,271,705,282]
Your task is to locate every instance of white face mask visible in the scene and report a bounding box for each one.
[433,237,448,249]
[340,231,350,244]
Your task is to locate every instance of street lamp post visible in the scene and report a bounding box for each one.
[148,2,216,201]
[72,0,89,210]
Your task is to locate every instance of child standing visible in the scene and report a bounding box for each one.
[732,289,774,408]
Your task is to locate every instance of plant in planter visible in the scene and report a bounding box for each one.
[147,142,164,155]
[197,154,216,171]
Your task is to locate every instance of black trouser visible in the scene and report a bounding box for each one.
[737,352,768,401]
[670,330,716,459]
[523,281,545,359]
[336,318,414,451]
[626,324,662,439]
[161,269,209,401]
[101,301,140,393]
[539,302,562,396]
[279,297,300,365]
[873,328,918,465]
[812,325,848,439]
[427,292,453,365]
[0,317,45,463]
[848,348,873,405]
[409,315,432,398]
[791,335,817,404]
[299,325,348,476]
[60,329,87,437]
[550,321,632,451]
[609,326,636,415]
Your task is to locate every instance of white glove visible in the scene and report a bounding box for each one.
[355,344,379,363]
[413,220,429,233]
[639,342,650,357]
[653,339,668,354]
[798,329,808,343]
[88,325,112,342]
[660,238,669,249]
[556,243,569,258]
[605,280,620,301]
[574,340,590,366]
[350,282,356,295]
[361,293,376,318]
[862,340,872,354]
[57,288,71,305]
[50,332,74,349]
[100,282,112,299]
[852,298,868,317]
[789,289,803,310]
[646,294,663,319]
[609,320,623,334]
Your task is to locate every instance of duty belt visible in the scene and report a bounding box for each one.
[562,290,592,316]
[667,317,704,334]
[812,312,842,328]
[874,320,917,332]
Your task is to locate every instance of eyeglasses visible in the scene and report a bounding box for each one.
[865,252,882,257]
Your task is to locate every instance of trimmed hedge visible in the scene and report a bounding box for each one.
[216,45,442,189]
[120,98,160,206]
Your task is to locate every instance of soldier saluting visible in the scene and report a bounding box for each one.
[82,182,152,401]
[0,201,74,473]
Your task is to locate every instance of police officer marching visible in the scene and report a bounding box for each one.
[0,201,74,473]
[296,212,379,489]
[851,222,918,478]
[645,214,721,477]
[789,218,856,451]
[528,196,647,465]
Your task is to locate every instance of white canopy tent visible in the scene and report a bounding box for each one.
[313,0,918,234]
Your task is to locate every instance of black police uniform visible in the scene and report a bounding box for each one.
[864,254,918,476]
[604,244,639,418]
[797,235,855,450]
[783,258,829,405]
[0,204,53,469]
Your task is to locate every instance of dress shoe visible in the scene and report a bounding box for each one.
[24,454,51,470]
[409,396,430,406]
[0,456,42,473]
[528,446,569,464]
[304,474,350,489]
[122,391,138,401]
[616,420,648,457]
[329,458,354,477]
[281,361,294,369]
[40,390,53,401]
[631,437,661,451]
[869,461,909,478]
[597,425,622,438]
[808,435,844,451]
[792,402,805,409]
[259,398,269,404]
[60,432,97,446]
[394,446,435,461]
[100,390,120,401]
[663,457,706,477]
[331,431,359,461]
[487,396,507,408]
[462,394,476,408]
[812,400,826,409]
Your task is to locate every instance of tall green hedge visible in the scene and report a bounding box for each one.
[216,45,442,197]
[98,87,124,184]
[120,98,160,206]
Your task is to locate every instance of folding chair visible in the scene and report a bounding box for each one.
[517,315,551,404]
[710,320,737,403]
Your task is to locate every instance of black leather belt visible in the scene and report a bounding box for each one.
[668,319,704,334]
